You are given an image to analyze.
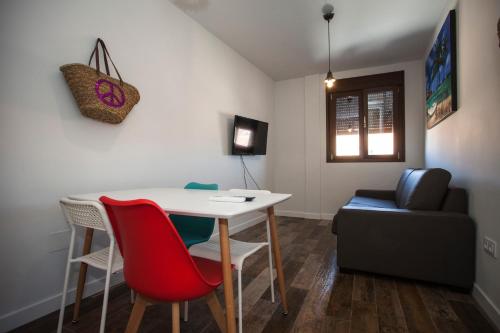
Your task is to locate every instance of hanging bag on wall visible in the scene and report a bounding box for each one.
[60,38,140,124]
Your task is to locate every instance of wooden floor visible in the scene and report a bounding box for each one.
[12,217,498,333]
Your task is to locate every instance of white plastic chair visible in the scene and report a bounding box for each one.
[188,189,275,333]
[57,198,123,333]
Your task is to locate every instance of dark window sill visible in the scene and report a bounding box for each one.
[326,157,405,163]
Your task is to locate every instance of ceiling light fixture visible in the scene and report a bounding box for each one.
[323,4,335,89]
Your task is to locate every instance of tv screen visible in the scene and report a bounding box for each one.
[231,115,268,155]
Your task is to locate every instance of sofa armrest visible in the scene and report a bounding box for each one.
[354,189,396,201]
[335,206,475,288]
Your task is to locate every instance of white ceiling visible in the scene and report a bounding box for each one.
[171,0,451,81]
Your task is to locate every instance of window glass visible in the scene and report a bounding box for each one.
[335,95,360,156]
[367,90,394,155]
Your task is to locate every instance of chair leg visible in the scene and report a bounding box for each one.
[238,269,243,333]
[57,229,76,333]
[130,289,135,304]
[183,301,189,322]
[98,244,114,333]
[125,294,147,333]
[172,302,180,333]
[72,228,94,323]
[266,220,275,303]
[206,291,226,333]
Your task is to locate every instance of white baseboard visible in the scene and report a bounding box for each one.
[321,213,335,220]
[212,212,268,237]
[275,209,334,220]
[472,283,500,330]
[0,272,124,333]
[303,212,322,220]
[275,209,312,219]
[0,214,267,333]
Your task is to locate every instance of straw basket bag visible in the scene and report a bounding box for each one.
[60,38,140,124]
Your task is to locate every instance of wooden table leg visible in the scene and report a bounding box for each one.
[218,218,236,333]
[72,228,94,323]
[267,206,288,314]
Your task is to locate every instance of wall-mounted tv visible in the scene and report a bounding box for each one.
[231,115,268,155]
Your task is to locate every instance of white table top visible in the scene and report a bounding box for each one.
[68,188,291,219]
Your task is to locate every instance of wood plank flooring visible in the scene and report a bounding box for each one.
[11,217,498,333]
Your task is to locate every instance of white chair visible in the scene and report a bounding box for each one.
[188,189,275,333]
[57,198,123,333]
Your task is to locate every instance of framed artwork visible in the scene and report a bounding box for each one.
[425,10,457,129]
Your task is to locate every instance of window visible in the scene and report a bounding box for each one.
[326,71,405,162]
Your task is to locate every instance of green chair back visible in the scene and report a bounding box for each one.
[170,182,218,248]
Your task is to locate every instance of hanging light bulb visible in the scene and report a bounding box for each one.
[323,4,335,89]
[325,70,335,88]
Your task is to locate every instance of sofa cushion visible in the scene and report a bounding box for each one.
[332,196,397,234]
[398,168,451,210]
[395,168,419,207]
[348,196,398,209]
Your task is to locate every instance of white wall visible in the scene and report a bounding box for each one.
[0,0,274,331]
[273,78,306,213]
[273,60,425,218]
[425,0,500,327]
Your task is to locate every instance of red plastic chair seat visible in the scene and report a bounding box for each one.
[192,256,225,287]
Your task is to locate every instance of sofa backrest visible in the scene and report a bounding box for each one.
[441,188,469,214]
[395,168,419,207]
[396,168,452,210]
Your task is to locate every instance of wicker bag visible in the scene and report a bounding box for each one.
[60,38,140,124]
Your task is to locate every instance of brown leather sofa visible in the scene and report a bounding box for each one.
[332,168,475,289]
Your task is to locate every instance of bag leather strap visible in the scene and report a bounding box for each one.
[88,38,124,85]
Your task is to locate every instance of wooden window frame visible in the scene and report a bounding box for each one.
[326,71,405,163]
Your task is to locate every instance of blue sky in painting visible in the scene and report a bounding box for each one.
[425,14,452,95]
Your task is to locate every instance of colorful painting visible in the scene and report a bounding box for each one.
[426,10,457,129]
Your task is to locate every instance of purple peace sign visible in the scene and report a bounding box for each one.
[95,79,126,108]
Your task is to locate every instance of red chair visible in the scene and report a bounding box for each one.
[100,196,228,333]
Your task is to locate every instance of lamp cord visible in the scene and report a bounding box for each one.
[328,19,331,71]
[240,155,261,190]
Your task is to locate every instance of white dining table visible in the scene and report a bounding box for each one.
[68,188,292,333]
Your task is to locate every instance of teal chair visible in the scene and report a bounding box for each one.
[169,182,218,248]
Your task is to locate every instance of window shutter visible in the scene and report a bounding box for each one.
[367,90,393,134]
[335,95,360,136]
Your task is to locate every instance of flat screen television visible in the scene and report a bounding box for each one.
[231,115,268,155]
